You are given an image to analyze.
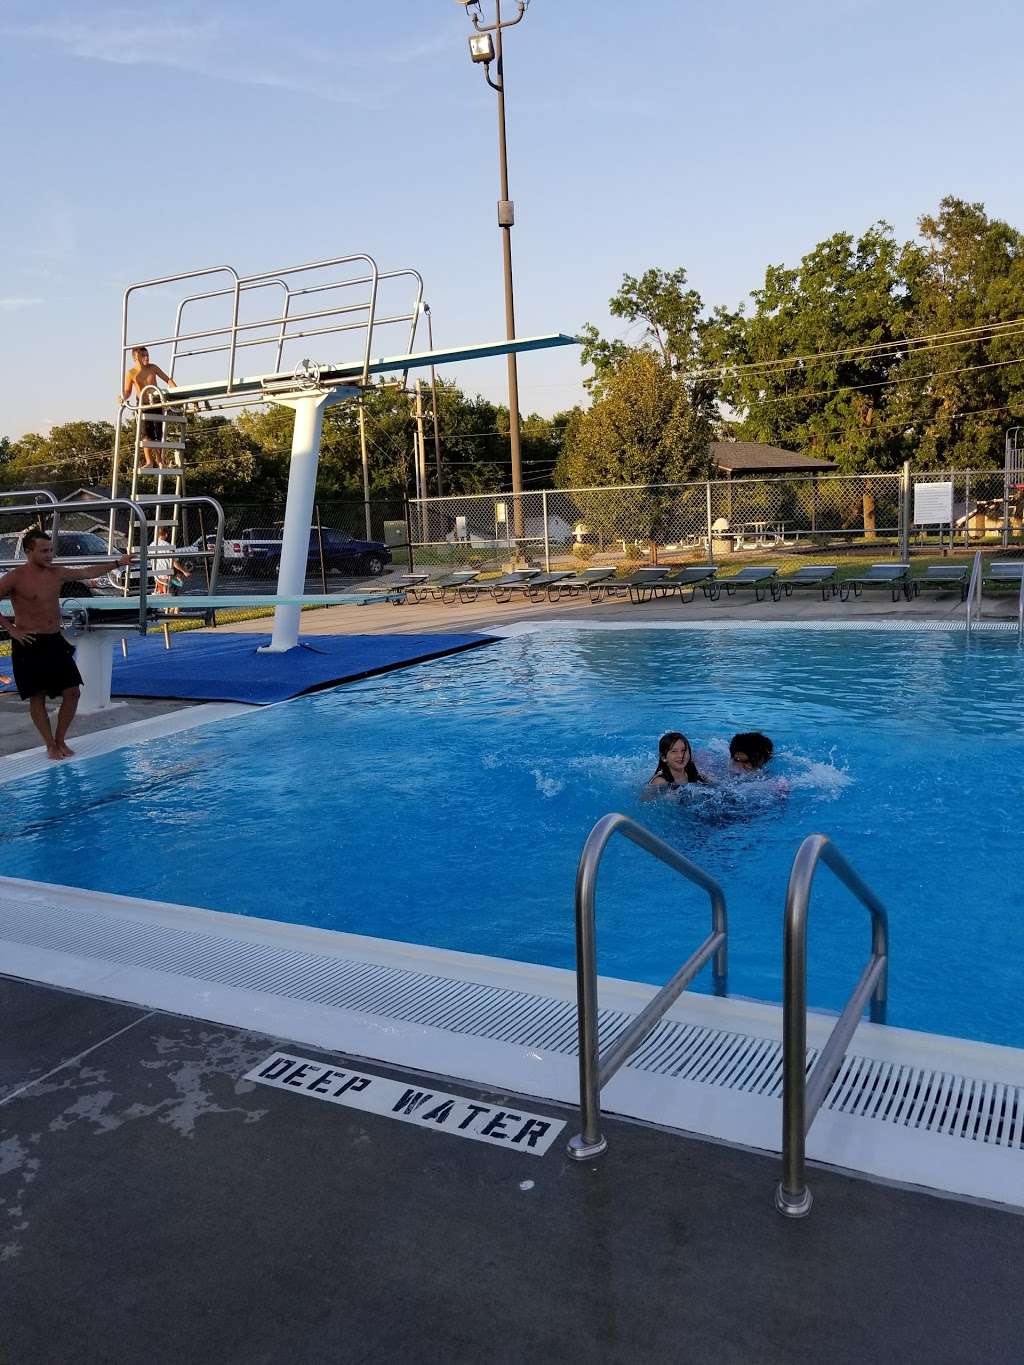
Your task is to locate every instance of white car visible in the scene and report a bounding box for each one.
[0,530,155,595]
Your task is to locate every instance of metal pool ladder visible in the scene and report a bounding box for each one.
[566,812,728,1161]
[776,834,889,1217]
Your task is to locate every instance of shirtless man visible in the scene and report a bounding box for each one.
[0,530,130,760]
[122,345,177,468]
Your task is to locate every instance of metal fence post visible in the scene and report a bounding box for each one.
[705,481,714,565]
[964,469,971,548]
[404,498,415,572]
[542,489,551,571]
[899,462,911,561]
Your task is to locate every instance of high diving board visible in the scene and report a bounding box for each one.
[152,334,578,406]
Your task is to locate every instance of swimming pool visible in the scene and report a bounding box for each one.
[3,626,1022,1048]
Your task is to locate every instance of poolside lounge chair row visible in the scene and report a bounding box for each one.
[387,560,1024,606]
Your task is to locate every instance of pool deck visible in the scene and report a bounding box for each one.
[0,584,1011,759]
[1,972,1021,1365]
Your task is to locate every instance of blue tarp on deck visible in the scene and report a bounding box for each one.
[0,632,496,705]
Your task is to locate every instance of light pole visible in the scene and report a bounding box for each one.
[457,0,530,551]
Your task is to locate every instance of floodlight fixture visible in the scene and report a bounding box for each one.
[468,32,495,62]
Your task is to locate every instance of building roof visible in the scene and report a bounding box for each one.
[711,441,835,474]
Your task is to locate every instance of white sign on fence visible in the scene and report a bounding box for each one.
[913,481,954,526]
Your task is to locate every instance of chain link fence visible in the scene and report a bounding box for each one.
[0,493,411,592]
[6,469,1024,585]
[407,469,1024,572]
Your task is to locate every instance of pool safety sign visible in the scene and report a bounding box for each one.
[245,1052,565,1157]
[913,480,954,526]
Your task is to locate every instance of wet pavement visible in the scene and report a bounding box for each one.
[1,975,1021,1365]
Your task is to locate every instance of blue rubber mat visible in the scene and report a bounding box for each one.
[1,632,496,704]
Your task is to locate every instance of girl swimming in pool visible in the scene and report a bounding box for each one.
[644,732,709,795]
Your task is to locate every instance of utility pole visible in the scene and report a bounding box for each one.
[458,0,531,554]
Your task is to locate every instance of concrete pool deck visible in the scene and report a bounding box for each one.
[0,584,1013,759]
[1,973,1021,1365]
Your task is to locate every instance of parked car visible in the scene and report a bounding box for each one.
[224,526,392,578]
[0,530,155,595]
[177,534,221,574]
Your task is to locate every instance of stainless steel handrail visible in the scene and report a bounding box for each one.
[965,548,982,635]
[0,489,58,507]
[776,834,889,1218]
[566,812,728,1161]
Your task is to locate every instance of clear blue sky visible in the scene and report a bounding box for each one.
[1,0,1022,440]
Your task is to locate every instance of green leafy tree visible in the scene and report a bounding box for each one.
[700,224,924,471]
[4,421,116,489]
[556,349,711,544]
[885,197,1024,468]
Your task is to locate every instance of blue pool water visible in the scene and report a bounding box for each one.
[3,626,1022,1048]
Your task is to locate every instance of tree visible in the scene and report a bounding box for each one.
[3,421,117,490]
[700,224,923,471]
[555,349,712,545]
[885,198,1024,468]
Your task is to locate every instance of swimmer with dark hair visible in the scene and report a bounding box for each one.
[729,732,774,771]
[644,732,710,796]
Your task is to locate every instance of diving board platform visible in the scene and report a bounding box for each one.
[151,335,578,409]
[115,250,580,656]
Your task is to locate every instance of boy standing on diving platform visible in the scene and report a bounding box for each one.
[0,530,129,760]
[122,345,178,468]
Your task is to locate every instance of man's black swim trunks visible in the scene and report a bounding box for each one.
[11,632,83,700]
[142,418,162,444]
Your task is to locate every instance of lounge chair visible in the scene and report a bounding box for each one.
[719,566,782,602]
[386,572,431,605]
[458,569,542,603]
[838,563,911,603]
[627,567,676,603]
[523,570,576,602]
[982,561,1024,593]
[548,567,616,600]
[781,566,838,601]
[589,566,671,603]
[914,564,969,599]
[662,566,719,603]
[405,570,480,604]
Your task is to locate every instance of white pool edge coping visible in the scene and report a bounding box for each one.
[1,874,1023,1212]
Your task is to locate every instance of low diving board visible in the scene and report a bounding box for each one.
[151,333,578,406]
[61,592,404,612]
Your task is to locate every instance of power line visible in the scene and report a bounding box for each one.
[691,317,1024,382]
[753,354,1024,408]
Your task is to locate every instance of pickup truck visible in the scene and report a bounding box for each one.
[223,526,392,578]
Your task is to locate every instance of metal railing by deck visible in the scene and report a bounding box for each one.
[775,834,889,1218]
[0,490,58,509]
[0,494,225,634]
[966,549,983,635]
[566,812,728,1161]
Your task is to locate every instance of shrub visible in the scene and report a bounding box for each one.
[572,542,596,561]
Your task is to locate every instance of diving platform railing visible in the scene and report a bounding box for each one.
[566,813,729,1161]
[776,834,889,1218]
